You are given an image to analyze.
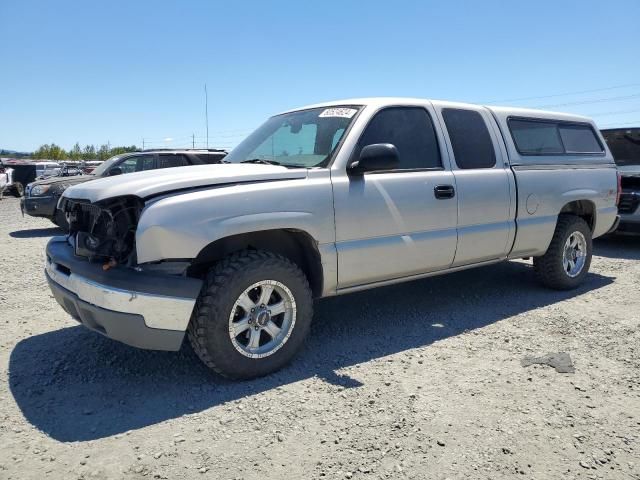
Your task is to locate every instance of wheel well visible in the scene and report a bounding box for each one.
[559,200,595,231]
[188,229,324,298]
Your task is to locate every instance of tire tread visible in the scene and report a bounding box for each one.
[533,214,592,290]
[187,250,312,379]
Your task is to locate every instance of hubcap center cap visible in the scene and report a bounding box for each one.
[253,309,271,327]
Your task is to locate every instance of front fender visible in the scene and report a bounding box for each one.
[135,177,334,264]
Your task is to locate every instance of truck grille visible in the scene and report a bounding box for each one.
[618,193,640,215]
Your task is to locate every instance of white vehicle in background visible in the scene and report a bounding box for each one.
[35,162,61,180]
[0,165,10,197]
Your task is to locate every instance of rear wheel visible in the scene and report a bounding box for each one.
[533,215,592,290]
[188,250,313,379]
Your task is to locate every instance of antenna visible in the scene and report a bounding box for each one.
[204,83,209,149]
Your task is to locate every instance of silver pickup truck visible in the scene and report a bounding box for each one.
[45,98,620,379]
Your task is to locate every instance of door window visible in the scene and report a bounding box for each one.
[158,154,189,169]
[442,108,497,169]
[118,157,139,174]
[354,107,442,170]
[114,155,155,174]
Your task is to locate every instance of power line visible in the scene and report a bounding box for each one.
[586,107,640,117]
[483,82,640,104]
[597,120,640,127]
[533,93,640,109]
[141,130,251,142]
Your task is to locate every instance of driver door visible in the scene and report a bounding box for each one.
[332,106,458,289]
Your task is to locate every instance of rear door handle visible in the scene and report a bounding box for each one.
[434,184,455,199]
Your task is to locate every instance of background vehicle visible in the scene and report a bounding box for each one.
[601,128,640,234]
[47,98,618,379]
[0,165,8,197]
[34,162,84,180]
[80,160,103,174]
[22,149,227,228]
[1,161,37,197]
[34,162,61,179]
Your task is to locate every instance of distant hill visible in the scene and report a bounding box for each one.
[0,149,32,158]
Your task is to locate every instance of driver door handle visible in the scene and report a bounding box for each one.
[434,184,455,199]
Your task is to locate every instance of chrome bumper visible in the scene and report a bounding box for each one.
[46,258,196,331]
[45,237,202,333]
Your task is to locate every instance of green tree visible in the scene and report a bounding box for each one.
[69,142,82,160]
[82,145,96,160]
[97,144,111,161]
[110,145,139,156]
[32,144,50,159]
[49,144,67,160]
[32,143,66,160]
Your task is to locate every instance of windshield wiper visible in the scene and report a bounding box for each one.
[240,158,283,166]
[239,158,307,169]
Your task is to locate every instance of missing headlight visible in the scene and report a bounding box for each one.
[63,196,143,264]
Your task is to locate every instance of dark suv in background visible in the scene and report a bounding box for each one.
[601,128,640,234]
[21,149,227,228]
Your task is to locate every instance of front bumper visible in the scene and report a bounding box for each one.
[21,195,58,218]
[45,237,203,351]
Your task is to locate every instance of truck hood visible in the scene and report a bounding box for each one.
[30,174,95,188]
[62,163,308,203]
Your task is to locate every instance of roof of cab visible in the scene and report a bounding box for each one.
[280,97,594,124]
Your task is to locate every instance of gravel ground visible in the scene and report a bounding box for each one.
[1,196,639,480]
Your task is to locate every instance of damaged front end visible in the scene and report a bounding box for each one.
[59,195,144,266]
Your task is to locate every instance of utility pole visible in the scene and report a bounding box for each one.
[142,138,145,150]
[192,133,195,149]
[204,83,209,149]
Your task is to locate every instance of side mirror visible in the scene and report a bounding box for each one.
[348,143,399,175]
[108,167,123,176]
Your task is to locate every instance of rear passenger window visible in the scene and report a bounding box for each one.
[158,154,189,169]
[355,107,441,170]
[509,119,603,155]
[442,109,496,169]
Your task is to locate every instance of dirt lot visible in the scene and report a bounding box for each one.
[0,196,638,480]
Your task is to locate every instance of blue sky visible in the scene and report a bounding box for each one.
[1,0,639,152]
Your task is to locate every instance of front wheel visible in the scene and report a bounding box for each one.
[533,215,592,290]
[188,250,313,379]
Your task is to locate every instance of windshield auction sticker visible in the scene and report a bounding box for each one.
[319,108,357,119]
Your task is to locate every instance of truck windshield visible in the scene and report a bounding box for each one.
[91,155,126,176]
[224,106,361,168]
[602,128,640,166]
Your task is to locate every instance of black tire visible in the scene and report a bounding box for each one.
[187,250,313,379]
[52,207,69,230]
[533,215,592,290]
[11,182,24,197]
